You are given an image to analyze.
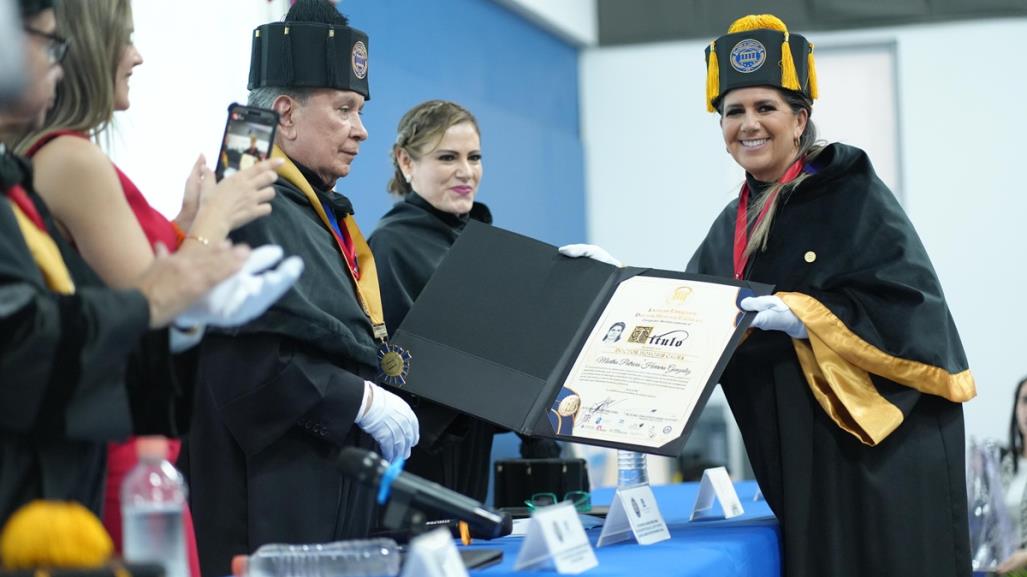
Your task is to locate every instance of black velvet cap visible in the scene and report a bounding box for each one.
[704,27,813,111]
[247,21,370,100]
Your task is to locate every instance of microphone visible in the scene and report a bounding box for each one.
[337,447,512,539]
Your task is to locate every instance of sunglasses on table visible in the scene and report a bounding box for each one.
[524,491,592,513]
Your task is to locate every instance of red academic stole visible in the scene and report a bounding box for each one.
[271,147,411,384]
[732,158,805,280]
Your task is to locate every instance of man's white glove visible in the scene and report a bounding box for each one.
[176,244,303,328]
[558,243,622,267]
[355,381,420,462]
[740,295,808,339]
[169,324,205,353]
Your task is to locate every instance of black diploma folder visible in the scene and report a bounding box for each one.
[391,221,771,457]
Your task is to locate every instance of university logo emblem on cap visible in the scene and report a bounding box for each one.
[351,40,368,80]
[729,39,766,73]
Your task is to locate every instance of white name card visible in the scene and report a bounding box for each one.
[596,483,670,547]
[400,527,468,577]
[690,466,744,521]
[514,501,599,574]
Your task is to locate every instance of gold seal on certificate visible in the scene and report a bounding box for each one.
[557,394,581,417]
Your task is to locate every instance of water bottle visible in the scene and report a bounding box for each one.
[233,539,401,577]
[616,450,649,488]
[121,437,188,577]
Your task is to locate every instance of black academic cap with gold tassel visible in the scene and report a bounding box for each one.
[248,0,371,99]
[705,14,818,112]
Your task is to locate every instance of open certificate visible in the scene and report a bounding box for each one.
[392,221,771,456]
[556,277,745,448]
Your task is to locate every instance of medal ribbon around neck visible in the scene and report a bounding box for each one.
[272,146,411,384]
[732,157,805,280]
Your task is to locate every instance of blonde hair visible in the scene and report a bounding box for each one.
[15,0,134,154]
[388,100,479,196]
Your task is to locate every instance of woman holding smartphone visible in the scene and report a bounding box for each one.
[9,0,283,571]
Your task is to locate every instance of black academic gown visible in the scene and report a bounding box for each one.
[687,143,973,577]
[368,193,499,503]
[186,159,378,577]
[0,151,188,526]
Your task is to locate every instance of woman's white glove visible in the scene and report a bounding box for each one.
[176,244,303,328]
[558,243,622,267]
[356,381,420,462]
[740,295,808,339]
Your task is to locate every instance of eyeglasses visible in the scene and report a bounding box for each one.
[524,491,591,513]
[23,26,68,65]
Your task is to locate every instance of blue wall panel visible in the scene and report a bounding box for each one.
[334,0,585,245]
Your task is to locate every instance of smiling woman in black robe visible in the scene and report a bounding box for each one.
[370,100,558,503]
[686,14,974,577]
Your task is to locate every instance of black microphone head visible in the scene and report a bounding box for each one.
[498,511,513,537]
[336,447,387,487]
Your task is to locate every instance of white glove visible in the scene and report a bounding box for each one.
[169,324,206,353]
[176,244,304,328]
[558,243,622,267]
[740,295,808,339]
[355,381,420,462]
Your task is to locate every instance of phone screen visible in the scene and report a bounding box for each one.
[215,104,278,181]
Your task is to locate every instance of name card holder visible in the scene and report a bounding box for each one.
[689,466,744,521]
[596,483,671,547]
[514,501,599,574]
[400,527,469,577]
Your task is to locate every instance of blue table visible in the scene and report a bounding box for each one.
[468,481,780,576]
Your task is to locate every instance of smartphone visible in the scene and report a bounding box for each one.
[215,103,278,181]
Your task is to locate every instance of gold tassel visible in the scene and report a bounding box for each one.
[807,42,819,99]
[706,41,719,112]
[728,14,786,34]
[780,31,801,91]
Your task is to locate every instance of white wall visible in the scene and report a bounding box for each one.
[492,0,597,46]
[581,18,1027,445]
[107,0,289,218]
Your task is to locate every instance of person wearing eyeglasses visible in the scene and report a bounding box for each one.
[0,0,295,535]
[6,1,302,572]
[0,0,63,132]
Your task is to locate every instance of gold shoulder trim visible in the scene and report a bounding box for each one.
[792,337,902,446]
[779,292,975,403]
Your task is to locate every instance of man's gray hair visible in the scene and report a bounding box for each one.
[247,86,310,109]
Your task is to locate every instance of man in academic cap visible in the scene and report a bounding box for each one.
[186,2,420,573]
[0,0,295,531]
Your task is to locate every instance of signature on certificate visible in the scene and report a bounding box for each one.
[582,397,622,423]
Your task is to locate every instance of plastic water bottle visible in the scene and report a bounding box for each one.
[617,450,650,488]
[121,437,188,577]
[233,539,401,577]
